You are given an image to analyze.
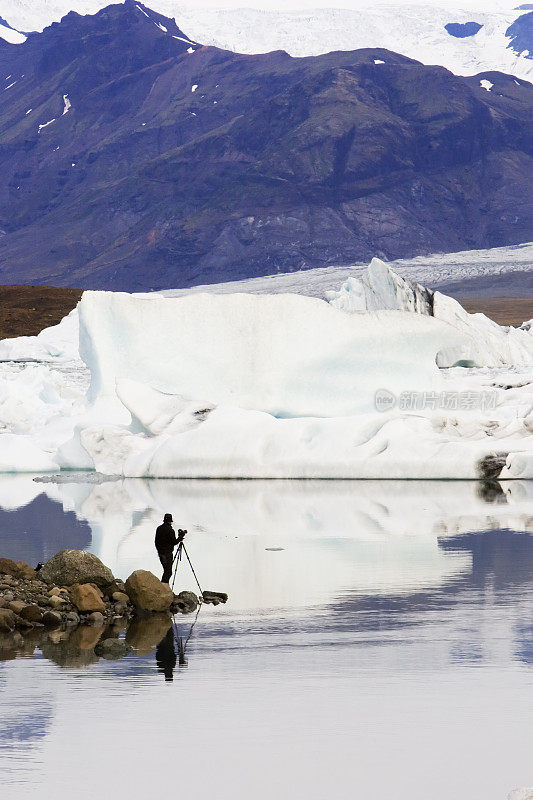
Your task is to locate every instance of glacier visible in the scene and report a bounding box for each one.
[0,258,532,480]
[2,2,532,82]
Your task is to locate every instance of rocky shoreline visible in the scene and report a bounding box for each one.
[0,550,214,666]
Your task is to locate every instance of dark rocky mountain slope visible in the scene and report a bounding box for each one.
[0,0,532,290]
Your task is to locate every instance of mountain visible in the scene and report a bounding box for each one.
[0,1,532,290]
[1,1,532,82]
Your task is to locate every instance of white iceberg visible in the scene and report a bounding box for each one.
[0,258,532,479]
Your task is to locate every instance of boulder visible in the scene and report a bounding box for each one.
[39,550,114,588]
[69,584,106,613]
[19,604,44,623]
[0,608,16,632]
[94,638,132,660]
[103,579,126,599]
[125,570,173,612]
[7,600,26,615]
[48,595,66,609]
[112,591,129,605]
[42,610,63,627]
[0,558,35,579]
[173,590,199,613]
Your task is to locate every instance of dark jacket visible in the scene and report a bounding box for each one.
[155,522,178,554]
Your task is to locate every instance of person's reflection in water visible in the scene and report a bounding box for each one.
[155,627,177,682]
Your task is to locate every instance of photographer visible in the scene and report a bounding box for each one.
[154,513,186,584]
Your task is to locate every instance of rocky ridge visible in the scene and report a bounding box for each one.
[0,2,531,290]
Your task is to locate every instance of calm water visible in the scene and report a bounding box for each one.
[0,476,532,800]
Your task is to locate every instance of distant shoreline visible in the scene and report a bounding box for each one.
[0,284,531,341]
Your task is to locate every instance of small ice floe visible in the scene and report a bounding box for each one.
[191,112,197,116]
[187,47,195,54]
[136,4,149,17]
[38,118,56,132]
[141,122,146,126]
[480,79,494,92]
[62,94,71,115]
[25,108,32,115]
[155,22,167,32]
[71,162,76,167]
[374,59,385,64]
[213,100,217,104]
[4,81,17,90]
[191,84,198,92]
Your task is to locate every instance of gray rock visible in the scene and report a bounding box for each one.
[2,591,14,603]
[64,611,80,626]
[39,550,114,588]
[42,610,63,627]
[172,590,199,613]
[94,638,132,660]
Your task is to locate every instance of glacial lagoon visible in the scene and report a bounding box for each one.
[0,476,532,800]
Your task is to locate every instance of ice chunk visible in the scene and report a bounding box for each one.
[328,259,533,368]
[0,309,80,363]
[191,84,198,92]
[116,378,215,435]
[327,257,433,314]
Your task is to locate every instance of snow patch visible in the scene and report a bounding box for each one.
[62,93,71,115]
[4,81,17,90]
[0,22,25,45]
[25,108,32,115]
[374,59,385,64]
[38,118,56,132]
[173,35,197,46]
[191,84,198,92]
[187,46,195,54]
[480,79,494,91]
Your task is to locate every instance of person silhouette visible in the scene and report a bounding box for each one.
[155,626,177,681]
[155,513,185,583]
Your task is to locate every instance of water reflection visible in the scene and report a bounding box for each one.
[0,476,532,800]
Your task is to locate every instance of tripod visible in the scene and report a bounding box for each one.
[171,538,203,595]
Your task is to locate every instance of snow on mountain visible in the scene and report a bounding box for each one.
[1,1,532,81]
[0,257,531,479]
[0,17,26,43]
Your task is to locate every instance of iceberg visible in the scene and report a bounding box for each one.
[78,289,458,415]
[0,258,532,479]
